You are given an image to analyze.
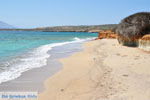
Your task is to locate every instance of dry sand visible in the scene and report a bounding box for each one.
[38,39,150,100]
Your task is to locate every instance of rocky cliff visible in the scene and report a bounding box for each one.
[95,30,117,40]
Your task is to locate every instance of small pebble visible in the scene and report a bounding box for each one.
[60,89,64,92]
[93,57,96,60]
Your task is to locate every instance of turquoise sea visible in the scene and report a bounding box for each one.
[0,31,97,84]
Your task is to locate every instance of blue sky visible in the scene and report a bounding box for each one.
[0,0,149,28]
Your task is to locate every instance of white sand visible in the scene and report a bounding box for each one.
[39,39,150,100]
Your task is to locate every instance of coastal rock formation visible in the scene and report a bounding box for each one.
[116,12,150,47]
[95,30,117,40]
[139,34,150,51]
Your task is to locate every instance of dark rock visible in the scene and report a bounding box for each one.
[116,12,150,47]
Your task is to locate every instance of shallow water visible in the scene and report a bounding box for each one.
[0,31,97,84]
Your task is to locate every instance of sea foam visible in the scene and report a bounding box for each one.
[0,37,94,84]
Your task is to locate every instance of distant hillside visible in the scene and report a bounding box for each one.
[0,24,118,32]
[0,21,15,29]
[35,24,118,32]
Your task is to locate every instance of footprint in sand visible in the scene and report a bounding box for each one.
[121,55,128,57]
[122,74,128,77]
[116,53,120,56]
[134,57,139,60]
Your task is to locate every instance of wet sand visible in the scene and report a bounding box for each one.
[39,39,150,100]
[0,42,83,93]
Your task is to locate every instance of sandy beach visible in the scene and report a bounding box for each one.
[38,39,150,100]
[0,42,83,92]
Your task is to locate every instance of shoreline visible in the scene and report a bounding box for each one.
[38,39,150,100]
[0,41,84,92]
[38,39,105,99]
